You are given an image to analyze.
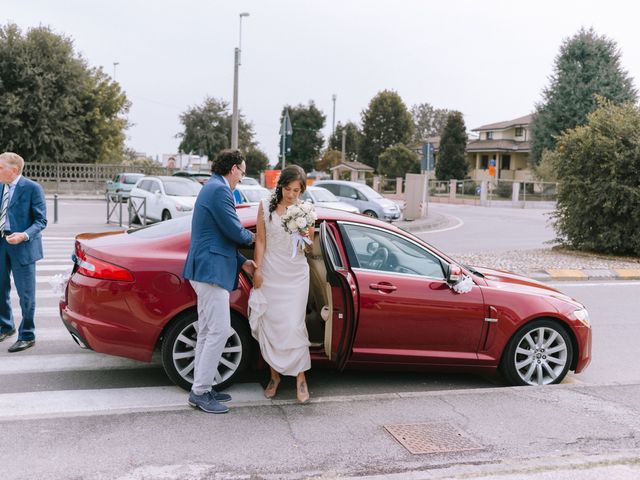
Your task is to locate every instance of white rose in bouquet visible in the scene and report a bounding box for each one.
[295,216,308,229]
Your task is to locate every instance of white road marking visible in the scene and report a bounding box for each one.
[0,383,265,421]
[0,352,155,375]
[414,214,464,234]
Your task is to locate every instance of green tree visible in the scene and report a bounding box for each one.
[378,143,419,178]
[177,96,254,159]
[410,103,450,144]
[436,111,468,180]
[359,90,414,170]
[530,27,637,165]
[328,121,361,161]
[316,149,342,171]
[244,147,269,176]
[551,100,640,255]
[0,23,130,163]
[278,102,325,172]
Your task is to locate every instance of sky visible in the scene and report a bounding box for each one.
[4,0,640,164]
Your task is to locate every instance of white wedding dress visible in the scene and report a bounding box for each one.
[248,198,311,376]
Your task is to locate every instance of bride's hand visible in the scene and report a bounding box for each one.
[253,269,263,289]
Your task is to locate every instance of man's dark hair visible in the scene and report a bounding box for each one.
[211,149,244,175]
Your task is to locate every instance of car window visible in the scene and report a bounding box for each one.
[340,223,445,279]
[318,183,339,195]
[356,184,383,200]
[354,189,367,201]
[339,186,357,199]
[148,180,161,193]
[162,179,202,196]
[137,180,152,192]
[241,188,270,203]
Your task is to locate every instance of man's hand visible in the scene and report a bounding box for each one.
[242,259,257,276]
[6,232,27,245]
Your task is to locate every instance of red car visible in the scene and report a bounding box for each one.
[59,207,591,390]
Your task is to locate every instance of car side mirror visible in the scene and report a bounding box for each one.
[446,264,463,284]
[154,190,161,196]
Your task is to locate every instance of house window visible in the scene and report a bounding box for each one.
[486,131,493,140]
[480,155,489,169]
[501,155,511,170]
[515,127,524,137]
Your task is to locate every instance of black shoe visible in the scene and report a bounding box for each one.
[8,339,35,353]
[0,328,16,342]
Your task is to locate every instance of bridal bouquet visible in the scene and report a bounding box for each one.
[281,201,317,258]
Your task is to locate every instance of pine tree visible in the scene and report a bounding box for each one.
[530,28,637,165]
[436,112,468,181]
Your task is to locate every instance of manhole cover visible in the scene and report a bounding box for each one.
[384,423,483,454]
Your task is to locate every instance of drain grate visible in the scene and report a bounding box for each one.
[384,423,483,454]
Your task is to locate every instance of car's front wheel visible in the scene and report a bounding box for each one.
[161,310,254,391]
[363,210,378,218]
[501,319,573,386]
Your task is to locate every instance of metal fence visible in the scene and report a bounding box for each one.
[24,162,173,193]
[426,179,558,205]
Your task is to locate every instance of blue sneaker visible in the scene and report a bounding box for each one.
[211,389,232,403]
[188,391,229,414]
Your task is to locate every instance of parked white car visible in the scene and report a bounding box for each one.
[129,176,202,222]
[234,184,271,205]
[301,186,360,214]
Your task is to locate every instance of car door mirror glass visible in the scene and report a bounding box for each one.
[447,264,462,284]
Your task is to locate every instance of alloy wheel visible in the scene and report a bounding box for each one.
[513,326,569,385]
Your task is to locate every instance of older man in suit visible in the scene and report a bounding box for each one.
[183,149,256,414]
[0,152,47,353]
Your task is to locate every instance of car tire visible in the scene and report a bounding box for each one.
[501,319,573,386]
[363,210,378,218]
[161,310,254,391]
[161,210,172,221]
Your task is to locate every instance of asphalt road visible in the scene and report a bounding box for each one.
[1,199,639,479]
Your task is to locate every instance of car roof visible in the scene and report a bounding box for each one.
[138,175,194,182]
[315,180,366,188]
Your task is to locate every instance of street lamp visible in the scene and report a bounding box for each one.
[231,12,250,150]
[331,94,337,137]
[113,62,119,81]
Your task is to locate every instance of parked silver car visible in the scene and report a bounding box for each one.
[302,186,360,214]
[313,180,401,221]
[106,173,145,202]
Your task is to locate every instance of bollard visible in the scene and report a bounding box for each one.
[53,193,59,224]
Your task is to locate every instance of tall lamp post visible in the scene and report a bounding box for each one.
[113,62,119,81]
[331,94,337,137]
[231,12,250,150]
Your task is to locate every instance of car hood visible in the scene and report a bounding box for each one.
[316,201,359,213]
[375,198,399,210]
[471,266,576,303]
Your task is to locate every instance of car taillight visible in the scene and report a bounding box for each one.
[73,242,134,282]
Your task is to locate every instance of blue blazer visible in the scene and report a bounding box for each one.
[2,176,47,265]
[183,174,253,291]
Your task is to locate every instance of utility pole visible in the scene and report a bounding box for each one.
[113,62,119,81]
[331,94,337,136]
[231,12,250,150]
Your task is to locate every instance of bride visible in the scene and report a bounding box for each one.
[249,165,314,403]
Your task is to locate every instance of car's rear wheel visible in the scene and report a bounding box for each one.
[161,310,253,391]
[161,210,172,221]
[363,210,378,218]
[501,319,573,386]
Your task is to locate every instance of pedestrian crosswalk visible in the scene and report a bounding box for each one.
[3,234,265,422]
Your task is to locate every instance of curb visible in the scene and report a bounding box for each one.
[516,269,640,282]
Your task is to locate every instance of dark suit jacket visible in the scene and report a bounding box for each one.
[182,174,253,291]
[2,176,47,265]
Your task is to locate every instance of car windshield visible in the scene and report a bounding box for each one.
[124,174,143,184]
[240,177,259,185]
[311,188,338,202]
[162,180,202,196]
[357,184,383,199]
[242,188,270,202]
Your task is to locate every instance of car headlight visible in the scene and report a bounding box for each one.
[569,308,590,327]
[175,204,193,212]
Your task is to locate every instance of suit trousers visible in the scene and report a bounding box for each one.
[0,238,36,341]
[190,280,231,395]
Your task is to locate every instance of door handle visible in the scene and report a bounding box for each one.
[369,282,397,292]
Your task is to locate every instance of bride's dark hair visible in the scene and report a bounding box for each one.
[268,165,307,221]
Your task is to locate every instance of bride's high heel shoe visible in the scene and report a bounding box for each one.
[264,377,280,399]
[296,379,310,404]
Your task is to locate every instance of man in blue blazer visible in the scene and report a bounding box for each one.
[0,152,47,353]
[183,149,256,413]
